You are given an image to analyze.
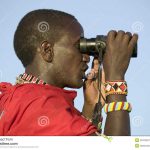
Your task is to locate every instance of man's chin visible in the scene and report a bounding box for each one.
[74,81,84,89]
[67,79,84,89]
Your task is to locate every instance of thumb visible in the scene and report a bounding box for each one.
[83,68,97,90]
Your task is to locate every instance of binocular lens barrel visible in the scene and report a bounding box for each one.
[77,35,137,57]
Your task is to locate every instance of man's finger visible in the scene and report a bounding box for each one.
[86,69,96,80]
[84,69,96,87]
[107,30,117,43]
[123,32,132,44]
[128,33,138,56]
[93,59,99,71]
[116,30,125,42]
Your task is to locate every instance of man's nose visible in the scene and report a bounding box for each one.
[82,54,90,63]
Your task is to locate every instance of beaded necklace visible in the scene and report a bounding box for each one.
[16,73,47,85]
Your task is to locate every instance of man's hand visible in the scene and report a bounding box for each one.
[82,59,105,119]
[83,30,138,135]
[103,30,138,135]
[83,59,105,106]
[103,30,138,80]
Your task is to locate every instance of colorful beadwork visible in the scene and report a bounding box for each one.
[104,80,128,96]
[104,101,132,113]
[16,73,48,85]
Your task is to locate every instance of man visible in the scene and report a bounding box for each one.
[0,9,138,135]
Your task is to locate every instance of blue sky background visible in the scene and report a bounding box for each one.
[0,0,149,135]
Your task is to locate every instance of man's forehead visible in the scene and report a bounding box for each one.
[59,32,82,44]
[68,24,84,40]
[57,19,84,43]
[69,30,83,42]
[65,19,84,35]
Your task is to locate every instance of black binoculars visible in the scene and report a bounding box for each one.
[76,35,137,58]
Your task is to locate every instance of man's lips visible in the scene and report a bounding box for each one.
[81,64,89,72]
[81,71,86,79]
[81,64,89,79]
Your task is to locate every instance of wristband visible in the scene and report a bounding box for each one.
[104,101,132,113]
[104,80,128,96]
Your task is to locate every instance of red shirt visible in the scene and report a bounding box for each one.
[0,82,97,135]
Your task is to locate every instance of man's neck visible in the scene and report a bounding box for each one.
[25,66,64,88]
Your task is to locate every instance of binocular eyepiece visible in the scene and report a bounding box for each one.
[76,35,137,58]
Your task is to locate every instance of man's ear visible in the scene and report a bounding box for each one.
[40,41,54,62]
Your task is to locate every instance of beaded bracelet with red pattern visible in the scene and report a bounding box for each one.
[104,80,128,96]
